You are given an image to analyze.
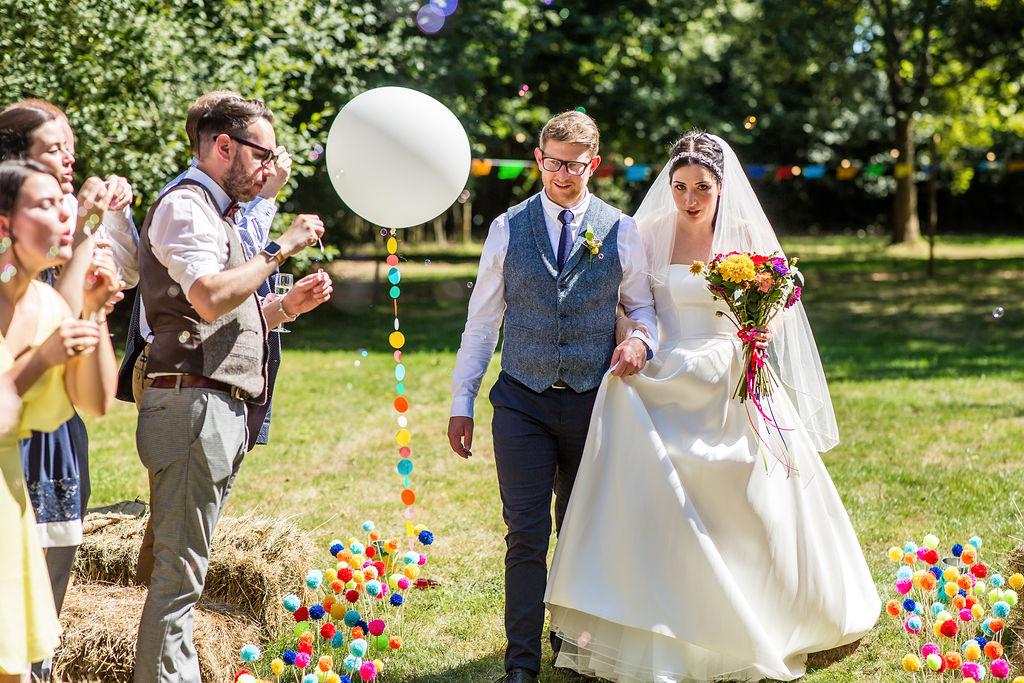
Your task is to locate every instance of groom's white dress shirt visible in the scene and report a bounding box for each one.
[450,189,658,418]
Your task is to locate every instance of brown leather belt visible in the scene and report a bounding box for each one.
[149,374,238,397]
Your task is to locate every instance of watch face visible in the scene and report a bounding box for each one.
[264,241,281,255]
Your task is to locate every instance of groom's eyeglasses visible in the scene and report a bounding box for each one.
[540,155,592,176]
[227,135,278,167]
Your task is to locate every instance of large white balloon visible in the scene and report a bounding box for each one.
[326,87,471,229]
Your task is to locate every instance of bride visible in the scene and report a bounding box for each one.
[544,131,879,682]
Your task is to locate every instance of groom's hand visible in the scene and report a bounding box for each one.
[448,416,474,458]
[610,338,648,376]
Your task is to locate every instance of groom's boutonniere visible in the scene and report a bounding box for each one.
[582,223,603,268]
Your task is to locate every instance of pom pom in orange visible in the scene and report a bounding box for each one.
[958,575,974,591]
[991,618,1004,632]
[985,642,1004,659]
[921,574,937,591]
[887,600,901,616]
[388,637,403,649]
[370,530,381,541]
[962,548,977,565]
[351,626,365,640]
[945,652,963,670]
[953,595,967,610]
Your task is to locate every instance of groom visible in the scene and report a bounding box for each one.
[448,110,657,683]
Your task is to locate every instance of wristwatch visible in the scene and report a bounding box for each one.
[262,240,286,266]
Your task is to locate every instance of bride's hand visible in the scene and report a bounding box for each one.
[752,325,772,350]
[610,338,648,376]
[615,315,649,345]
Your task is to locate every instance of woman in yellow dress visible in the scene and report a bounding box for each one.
[0,158,120,681]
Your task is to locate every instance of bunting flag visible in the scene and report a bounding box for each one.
[466,156,1024,182]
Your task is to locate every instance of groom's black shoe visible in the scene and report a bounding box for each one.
[495,668,538,683]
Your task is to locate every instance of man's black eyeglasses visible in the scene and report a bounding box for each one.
[539,155,592,176]
[227,134,278,167]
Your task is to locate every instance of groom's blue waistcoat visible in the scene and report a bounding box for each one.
[501,193,623,393]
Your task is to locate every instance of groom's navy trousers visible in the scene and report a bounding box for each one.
[489,371,600,674]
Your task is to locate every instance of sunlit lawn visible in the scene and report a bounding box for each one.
[84,234,1024,682]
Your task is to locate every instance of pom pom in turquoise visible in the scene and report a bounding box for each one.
[343,655,361,672]
[992,574,1004,587]
[283,594,301,612]
[982,618,994,636]
[905,542,918,554]
[240,644,261,662]
[390,594,403,607]
[349,638,368,658]
[931,602,944,617]
[993,601,1011,618]
[309,604,325,621]
[302,675,317,683]
[283,650,297,665]
[418,530,434,545]
[897,566,913,580]
[362,521,375,532]
[914,602,925,615]
[969,536,983,549]
[952,543,964,557]
[344,610,361,627]
[350,542,366,556]
[306,570,324,590]
[403,551,418,565]
[332,631,346,648]
[366,580,382,597]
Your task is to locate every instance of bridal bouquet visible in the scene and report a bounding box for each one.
[690,252,802,403]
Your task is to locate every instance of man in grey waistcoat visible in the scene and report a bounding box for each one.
[448,111,658,683]
[133,95,329,683]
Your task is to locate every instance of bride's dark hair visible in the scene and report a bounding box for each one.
[668,130,724,184]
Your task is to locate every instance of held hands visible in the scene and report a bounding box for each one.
[609,337,648,377]
[40,318,103,364]
[259,147,292,200]
[750,325,772,350]
[447,416,474,459]
[280,214,325,257]
[82,247,124,319]
[280,271,333,316]
[104,174,134,212]
[75,177,112,241]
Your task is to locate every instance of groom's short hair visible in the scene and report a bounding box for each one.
[540,111,599,156]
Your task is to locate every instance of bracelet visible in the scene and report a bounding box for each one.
[278,298,299,322]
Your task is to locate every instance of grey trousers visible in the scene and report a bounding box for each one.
[133,387,246,683]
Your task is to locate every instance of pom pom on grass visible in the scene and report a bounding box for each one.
[945,652,963,670]
[991,660,1010,679]
[349,638,368,658]
[390,594,403,607]
[271,659,285,675]
[924,549,939,565]
[332,631,346,648]
[309,605,326,621]
[359,661,377,681]
[321,623,337,639]
[368,619,385,636]
[294,607,309,623]
[283,650,297,666]
[319,655,333,672]
[295,651,311,668]
[1009,574,1024,590]
[985,642,1004,659]
[939,619,959,637]
[902,654,922,672]
[240,644,261,662]
[389,637,403,649]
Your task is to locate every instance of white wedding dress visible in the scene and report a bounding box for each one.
[545,266,879,682]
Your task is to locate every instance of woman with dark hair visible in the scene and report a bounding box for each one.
[0,158,119,680]
[0,102,130,680]
[545,131,878,681]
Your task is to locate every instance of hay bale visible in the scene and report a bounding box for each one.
[74,511,322,636]
[54,581,261,683]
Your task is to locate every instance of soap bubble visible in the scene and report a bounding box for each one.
[178,331,191,343]
[416,4,445,33]
[466,281,474,288]
[430,0,458,16]
[992,306,1005,319]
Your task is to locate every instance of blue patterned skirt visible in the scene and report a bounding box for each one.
[20,412,89,548]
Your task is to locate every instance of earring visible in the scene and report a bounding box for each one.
[0,237,10,254]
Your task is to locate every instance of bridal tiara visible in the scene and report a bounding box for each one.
[669,152,723,183]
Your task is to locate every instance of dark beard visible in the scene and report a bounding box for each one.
[221,157,258,202]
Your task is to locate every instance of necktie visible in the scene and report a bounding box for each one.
[556,208,574,272]
[224,201,240,222]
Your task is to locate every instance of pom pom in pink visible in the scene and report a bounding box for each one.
[990,658,1010,679]
[359,661,377,680]
[417,554,427,566]
[959,608,973,622]
[917,548,929,561]
[295,652,311,669]
[896,578,913,594]
[961,662,981,680]
[921,643,940,658]
[396,577,410,590]
[368,619,386,636]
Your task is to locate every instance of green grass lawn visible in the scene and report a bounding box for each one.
[83,234,1024,682]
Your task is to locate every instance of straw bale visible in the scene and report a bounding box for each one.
[54,581,261,683]
[74,511,323,636]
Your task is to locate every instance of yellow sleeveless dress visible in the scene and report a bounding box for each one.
[0,281,74,673]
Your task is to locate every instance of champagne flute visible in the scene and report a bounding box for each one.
[272,272,294,333]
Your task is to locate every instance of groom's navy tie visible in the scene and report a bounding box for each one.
[556,208,574,272]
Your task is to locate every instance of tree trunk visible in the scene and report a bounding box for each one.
[432,216,447,245]
[461,201,472,243]
[926,134,938,278]
[892,114,921,244]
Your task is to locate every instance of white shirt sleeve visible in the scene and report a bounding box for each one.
[147,192,229,302]
[449,214,509,418]
[96,206,140,288]
[616,214,659,356]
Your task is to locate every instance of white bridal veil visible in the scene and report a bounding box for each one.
[633,135,840,452]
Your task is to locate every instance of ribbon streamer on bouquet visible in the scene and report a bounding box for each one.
[384,232,420,548]
[738,327,797,477]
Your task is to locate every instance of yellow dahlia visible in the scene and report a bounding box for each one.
[718,254,756,283]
